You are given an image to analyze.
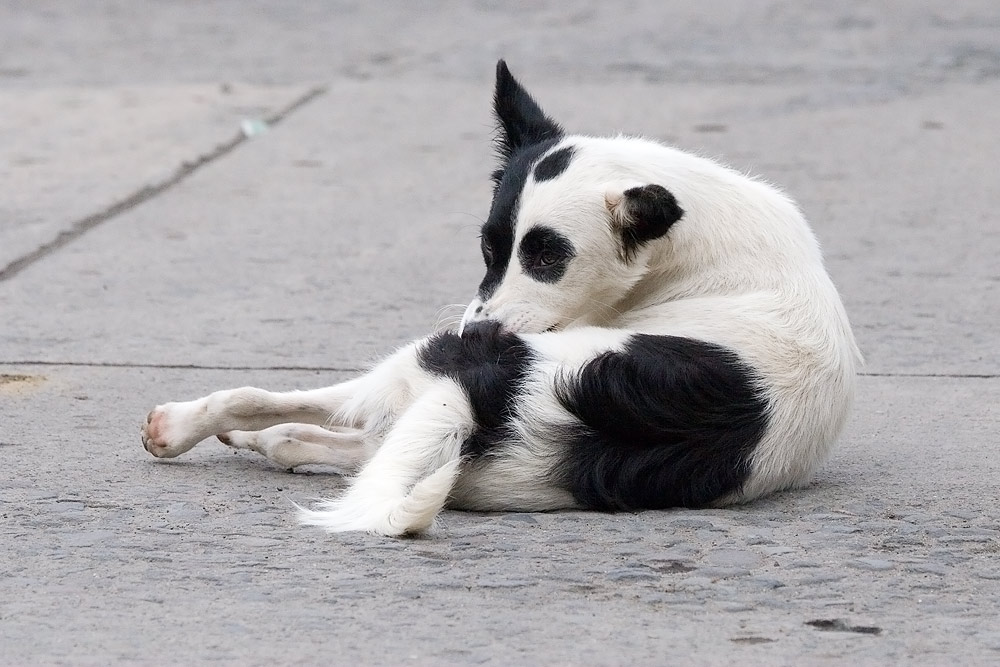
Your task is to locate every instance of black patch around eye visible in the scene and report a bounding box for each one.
[533,145,575,182]
[480,236,494,265]
[518,226,575,283]
[478,139,559,299]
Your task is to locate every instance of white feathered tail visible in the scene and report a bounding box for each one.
[297,459,462,537]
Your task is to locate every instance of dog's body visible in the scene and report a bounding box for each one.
[141,62,860,536]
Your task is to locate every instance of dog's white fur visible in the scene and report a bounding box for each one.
[141,78,860,537]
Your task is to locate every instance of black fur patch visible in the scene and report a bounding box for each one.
[617,185,685,262]
[418,321,533,457]
[518,225,575,283]
[553,335,769,510]
[493,60,563,164]
[533,146,575,182]
[478,139,558,299]
[478,61,566,300]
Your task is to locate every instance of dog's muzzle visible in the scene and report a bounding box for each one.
[458,297,484,336]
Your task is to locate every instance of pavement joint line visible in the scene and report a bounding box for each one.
[0,361,997,379]
[0,360,364,373]
[0,85,328,283]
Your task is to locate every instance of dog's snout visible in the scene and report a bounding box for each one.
[459,297,488,336]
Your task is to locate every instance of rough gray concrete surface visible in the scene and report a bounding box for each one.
[1,2,998,664]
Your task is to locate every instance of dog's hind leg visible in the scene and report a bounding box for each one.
[142,342,430,460]
[298,380,471,536]
[218,424,371,472]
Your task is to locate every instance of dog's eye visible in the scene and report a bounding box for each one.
[481,238,494,264]
[518,226,575,280]
[537,250,559,267]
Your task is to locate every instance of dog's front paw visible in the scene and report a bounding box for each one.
[141,402,206,458]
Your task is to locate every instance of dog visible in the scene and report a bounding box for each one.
[141,61,861,536]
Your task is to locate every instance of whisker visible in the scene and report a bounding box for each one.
[433,303,467,320]
[431,313,465,333]
[585,297,624,317]
[453,211,487,225]
[431,303,470,332]
[562,297,624,330]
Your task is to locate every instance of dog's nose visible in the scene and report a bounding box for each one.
[458,297,486,336]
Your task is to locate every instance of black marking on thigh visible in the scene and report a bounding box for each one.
[418,321,533,457]
[518,225,575,283]
[533,145,575,182]
[553,335,769,510]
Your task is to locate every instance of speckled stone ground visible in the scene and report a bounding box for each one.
[2,2,998,664]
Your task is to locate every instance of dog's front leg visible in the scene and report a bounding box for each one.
[141,382,364,458]
[218,424,369,472]
[141,342,428,459]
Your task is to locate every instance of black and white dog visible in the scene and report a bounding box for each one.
[141,62,861,536]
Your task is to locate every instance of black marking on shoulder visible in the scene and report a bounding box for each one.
[478,138,559,299]
[553,335,769,510]
[518,225,575,283]
[418,320,533,457]
[533,145,575,182]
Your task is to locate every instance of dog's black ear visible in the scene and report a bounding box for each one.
[605,184,685,262]
[493,60,563,163]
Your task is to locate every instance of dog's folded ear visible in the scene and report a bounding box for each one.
[605,184,685,262]
[493,60,563,162]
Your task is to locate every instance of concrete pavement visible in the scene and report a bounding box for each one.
[2,2,998,664]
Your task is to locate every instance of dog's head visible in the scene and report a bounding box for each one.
[460,61,685,335]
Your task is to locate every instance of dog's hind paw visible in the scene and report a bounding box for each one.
[141,402,205,458]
